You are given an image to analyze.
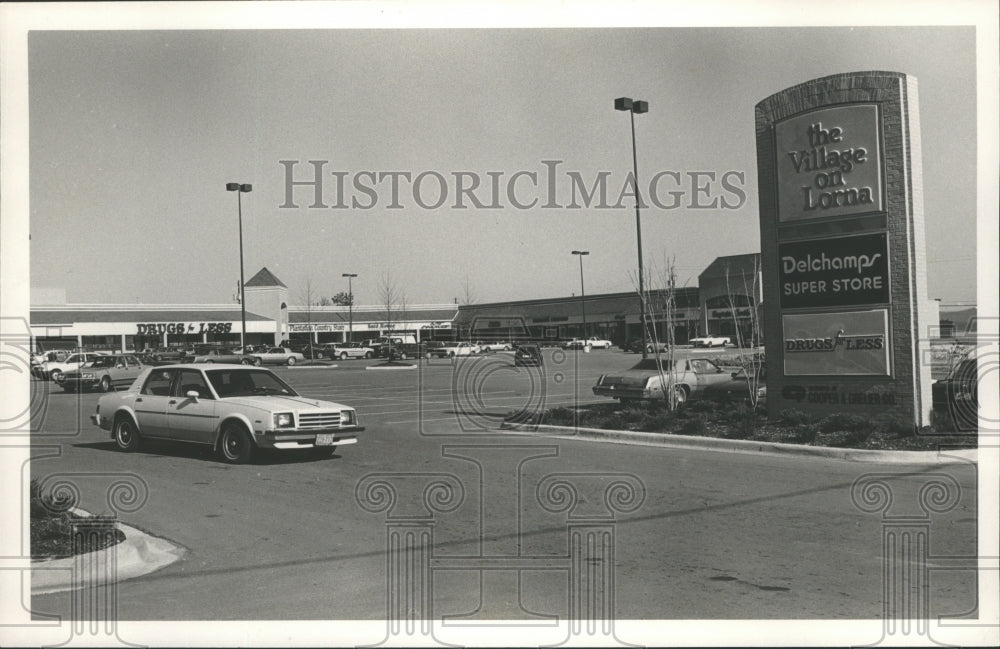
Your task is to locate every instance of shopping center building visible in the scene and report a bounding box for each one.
[29,255,960,351]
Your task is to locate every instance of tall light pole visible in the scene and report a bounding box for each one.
[226,182,252,350]
[571,250,589,339]
[615,97,650,358]
[342,273,357,342]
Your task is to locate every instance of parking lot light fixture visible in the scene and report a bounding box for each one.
[615,97,649,358]
[227,182,252,349]
[342,273,357,342]
[571,250,589,339]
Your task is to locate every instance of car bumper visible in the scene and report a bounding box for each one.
[592,386,650,399]
[254,426,366,450]
[91,413,111,430]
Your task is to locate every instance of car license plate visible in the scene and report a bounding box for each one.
[315,434,335,446]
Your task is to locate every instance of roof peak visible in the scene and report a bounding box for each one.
[244,267,287,288]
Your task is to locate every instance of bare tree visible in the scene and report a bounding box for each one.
[298,277,318,327]
[378,272,402,332]
[459,275,477,306]
[631,255,684,410]
[724,257,764,408]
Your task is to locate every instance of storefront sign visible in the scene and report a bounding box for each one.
[290,323,345,333]
[775,104,883,222]
[136,322,234,335]
[783,310,889,376]
[779,233,889,308]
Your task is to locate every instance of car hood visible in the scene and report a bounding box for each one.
[220,395,351,411]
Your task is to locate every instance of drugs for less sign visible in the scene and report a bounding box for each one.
[779,233,889,309]
[775,104,883,222]
[783,310,889,376]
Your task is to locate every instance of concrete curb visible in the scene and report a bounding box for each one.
[32,513,185,595]
[365,364,418,371]
[500,423,978,465]
[287,364,339,369]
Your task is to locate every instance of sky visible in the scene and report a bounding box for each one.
[17,8,989,309]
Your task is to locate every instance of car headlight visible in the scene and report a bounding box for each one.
[81,373,95,379]
[341,410,356,426]
[273,412,294,428]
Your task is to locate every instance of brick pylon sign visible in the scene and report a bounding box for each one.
[755,72,934,426]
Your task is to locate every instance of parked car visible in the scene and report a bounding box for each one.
[31,350,69,378]
[704,364,767,406]
[431,342,478,358]
[326,342,375,360]
[618,339,670,354]
[90,364,365,463]
[476,341,513,352]
[40,351,110,382]
[247,347,306,366]
[60,354,146,392]
[563,336,613,349]
[689,335,731,348]
[932,353,978,431]
[190,347,249,364]
[152,347,194,362]
[592,357,731,403]
[513,344,543,367]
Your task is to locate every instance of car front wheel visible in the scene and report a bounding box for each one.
[219,423,254,464]
[241,358,251,365]
[114,416,141,452]
[253,357,263,366]
[50,370,64,383]
[673,385,689,405]
[287,357,297,366]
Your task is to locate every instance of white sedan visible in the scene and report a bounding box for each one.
[247,346,307,366]
[564,337,613,349]
[91,364,364,463]
[689,335,731,348]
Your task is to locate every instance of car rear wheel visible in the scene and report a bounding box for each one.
[100,376,112,392]
[673,385,689,405]
[365,351,373,359]
[114,416,141,452]
[50,370,64,383]
[253,357,263,366]
[340,352,348,360]
[219,423,253,464]
[399,352,408,360]
[241,358,252,365]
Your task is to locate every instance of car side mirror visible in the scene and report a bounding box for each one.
[186,390,200,400]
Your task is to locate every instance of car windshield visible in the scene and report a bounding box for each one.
[206,369,299,398]
[90,356,117,368]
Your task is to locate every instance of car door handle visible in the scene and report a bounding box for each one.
[136,398,143,403]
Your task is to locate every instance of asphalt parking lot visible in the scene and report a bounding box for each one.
[27,346,978,628]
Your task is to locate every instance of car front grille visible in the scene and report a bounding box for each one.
[297,412,341,429]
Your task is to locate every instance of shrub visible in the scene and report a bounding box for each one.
[722,404,758,439]
[818,413,873,434]
[871,414,916,437]
[839,427,873,447]
[778,409,814,427]
[684,399,717,415]
[792,425,820,444]
[678,413,709,436]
